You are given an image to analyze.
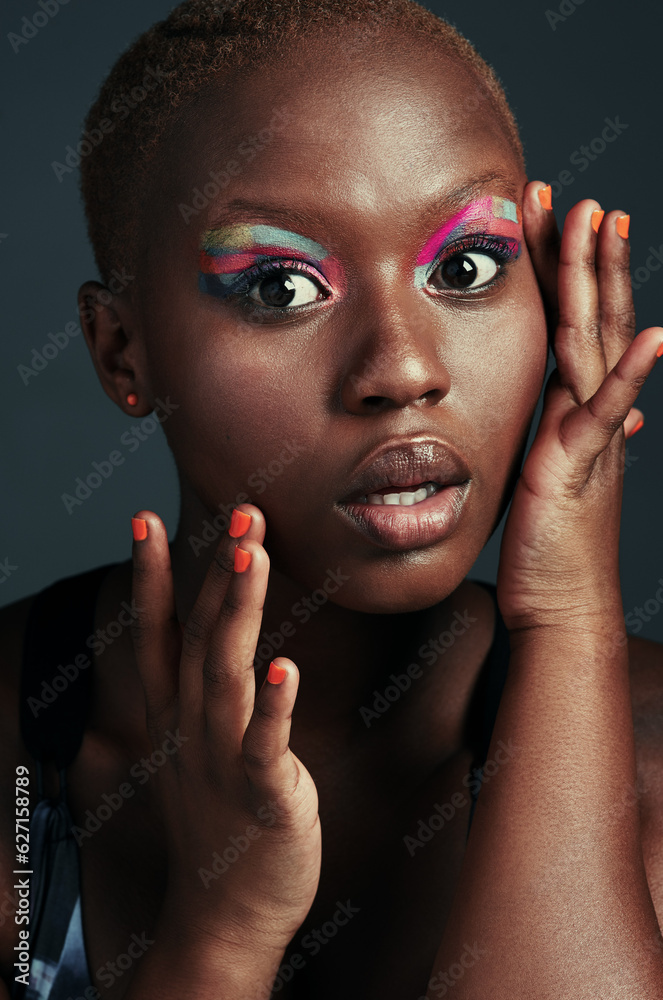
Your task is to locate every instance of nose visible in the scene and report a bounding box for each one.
[338,290,452,415]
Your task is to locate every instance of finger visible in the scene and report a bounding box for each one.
[242,658,301,796]
[624,407,644,440]
[130,510,181,724]
[202,538,270,751]
[179,503,265,712]
[595,210,635,371]
[554,198,607,405]
[560,328,663,466]
[522,180,561,340]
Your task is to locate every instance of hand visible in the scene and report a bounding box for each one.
[497,184,663,634]
[128,504,321,954]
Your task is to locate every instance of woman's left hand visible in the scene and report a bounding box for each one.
[497,182,663,635]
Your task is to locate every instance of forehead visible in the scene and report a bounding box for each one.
[152,32,524,267]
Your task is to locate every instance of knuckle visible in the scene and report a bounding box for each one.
[201,657,232,695]
[216,589,245,629]
[602,302,636,333]
[212,545,236,580]
[182,612,212,655]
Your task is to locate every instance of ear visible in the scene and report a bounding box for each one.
[78,281,152,415]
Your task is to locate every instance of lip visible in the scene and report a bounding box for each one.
[334,437,472,551]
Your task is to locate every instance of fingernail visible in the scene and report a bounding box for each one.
[131,517,148,541]
[537,185,553,211]
[267,661,287,684]
[229,509,252,538]
[616,215,630,239]
[591,209,605,234]
[234,545,252,573]
[626,418,644,439]
[657,341,663,358]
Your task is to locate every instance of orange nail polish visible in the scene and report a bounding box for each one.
[591,209,605,233]
[229,509,252,538]
[234,546,252,573]
[131,517,148,541]
[537,185,552,211]
[616,215,630,239]
[267,661,287,684]
[657,342,663,358]
[626,418,644,439]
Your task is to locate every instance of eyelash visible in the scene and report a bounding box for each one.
[218,233,518,317]
[427,233,519,294]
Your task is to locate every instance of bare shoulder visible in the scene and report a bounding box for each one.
[0,591,39,986]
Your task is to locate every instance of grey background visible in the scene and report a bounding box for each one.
[2,0,662,639]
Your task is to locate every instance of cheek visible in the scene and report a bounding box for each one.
[146,319,322,502]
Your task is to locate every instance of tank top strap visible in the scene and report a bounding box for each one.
[19,562,121,788]
[465,579,511,837]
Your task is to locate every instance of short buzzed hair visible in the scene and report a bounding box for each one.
[80,0,526,288]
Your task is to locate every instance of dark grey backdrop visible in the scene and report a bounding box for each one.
[2,0,663,639]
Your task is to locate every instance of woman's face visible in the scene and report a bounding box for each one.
[134,33,548,613]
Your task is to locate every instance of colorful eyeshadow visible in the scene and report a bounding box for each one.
[199,223,345,297]
[414,195,522,289]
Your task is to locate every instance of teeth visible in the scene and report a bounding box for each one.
[362,482,439,506]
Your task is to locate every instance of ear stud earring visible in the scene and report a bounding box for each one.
[126,393,138,406]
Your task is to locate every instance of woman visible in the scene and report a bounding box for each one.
[2,0,662,997]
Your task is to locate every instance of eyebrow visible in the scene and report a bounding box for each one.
[204,171,522,233]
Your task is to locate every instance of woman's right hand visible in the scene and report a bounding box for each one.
[128,503,321,957]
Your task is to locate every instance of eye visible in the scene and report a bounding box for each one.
[425,234,520,295]
[247,268,323,308]
[433,251,499,290]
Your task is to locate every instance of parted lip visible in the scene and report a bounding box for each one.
[337,436,472,503]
